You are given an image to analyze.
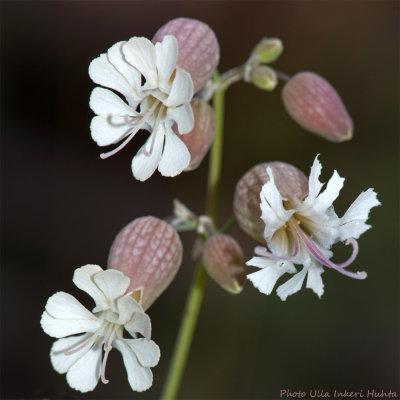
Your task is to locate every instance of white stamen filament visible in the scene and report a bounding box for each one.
[101,323,116,384]
[100,100,161,160]
[142,104,165,157]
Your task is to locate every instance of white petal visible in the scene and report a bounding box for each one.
[90,115,132,147]
[123,37,158,88]
[276,267,308,301]
[247,257,296,295]
[89,87,137,117]
[306,264,324,298]
[338,188,380,241]
[167,103,194,134]
[114,339,154,392]
[164,68,194,107]
[108,41,142,100]
[125,312,152,339]
[122,338,160,368]
[92,269,130,304]
[73,265,107,310]
[268,227,295,256]
[89,54,133,101]
[66,340,102,393]
[155,35,178,92]
[304,155,324,205]
[115,296,143,325]
[41,292,100,338]
[260,168,294,242]
[158,128,191,177]
[131,129,165,181]
[312,170,344,214]
[50,333,92,374]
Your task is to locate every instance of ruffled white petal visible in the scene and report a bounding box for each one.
[114,339,154,392]
[107,41,142,101]
[164,68,194,107]
[114,296,143,325]
[73,265,108,310]
[41,292,100,338]
[276,267,308,301]
[92,269,130,305]
[131,128,165,181]
[66,340,103,393]
[167,103,194,134]
[247,257,296,295]
[260,168,294,242]
[89,87,137,117]
[89,54,134,101]
[305,264,324,298]
[311,170,344,214]
[338,188,380,241]
[90,115,132,147]
[122,338,160,368]
[155,35,178,92]
[304,156,324,206]
[268,227,295,257]
[123,37,158,89]
[158,128,191,177]
[50,333,92,374]
[125,312,152,339]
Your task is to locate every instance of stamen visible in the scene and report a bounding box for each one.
[142,104,165,157]
[293,224,366,280]
[64,325,104,355]
[101,324,116,385]
[255,231,299,261]
[100,100,161,160]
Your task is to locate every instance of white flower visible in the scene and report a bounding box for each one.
[247,156,380,300]
[40,265,160,393]
[89,35,194,181]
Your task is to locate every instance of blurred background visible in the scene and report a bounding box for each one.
[1,1,398,399]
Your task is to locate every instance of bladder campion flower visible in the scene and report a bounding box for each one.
[41,265,160,393]
[246,156,380,300]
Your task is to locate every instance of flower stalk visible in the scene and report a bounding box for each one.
[160,71,225,400]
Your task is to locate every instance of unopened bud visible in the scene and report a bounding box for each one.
[107,216,183,311]
[202,234,246,294]
[251,65,278,91]
[177,98,215,171]
[153,18,220,93]
[233,162,309,242]
[254,38,283,64]
[282,72,353,142]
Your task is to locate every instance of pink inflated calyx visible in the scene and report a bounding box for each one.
[282,72,353,142]
[153,18,220,93]
[176,98,215,170]
[233,162,309,243]
[202,234,246,294]
[107,216,183,311]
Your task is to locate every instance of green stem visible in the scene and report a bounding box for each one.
[160,71,225,400]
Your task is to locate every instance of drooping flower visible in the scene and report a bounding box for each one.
[41,265,160,393]
[246,156,380,300]
[89,35,194,181]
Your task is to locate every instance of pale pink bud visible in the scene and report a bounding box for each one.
[153,18,220,93]
[282,72,353,142]
[233,162,309,242]
[176,98,215,171]
[202,234,246,294]
[107,216,183,311]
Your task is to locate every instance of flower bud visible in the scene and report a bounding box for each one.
[233,162,309,242]
[153,18,220,93]
[250,65,278,91]
[107,216,183,311]
[202,234,246,294]
[176,98,215,171]
[282,72,353,142]
[254,38,283,64]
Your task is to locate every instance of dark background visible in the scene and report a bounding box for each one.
[1,1,398,399]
